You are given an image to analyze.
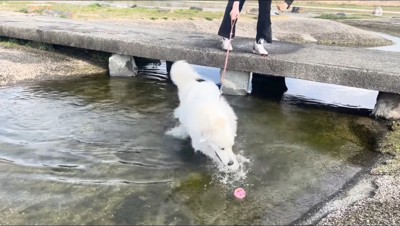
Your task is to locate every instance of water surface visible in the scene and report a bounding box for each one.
[0,74,380,225]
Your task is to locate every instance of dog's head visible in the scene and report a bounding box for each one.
[199,117,239,170]
[170,60,201,89]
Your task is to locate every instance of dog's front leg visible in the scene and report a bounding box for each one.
[165,124,189,139]
[173,106,181,119]
[191,139,202,153]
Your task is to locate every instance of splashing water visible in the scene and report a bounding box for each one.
[212,150,252,187]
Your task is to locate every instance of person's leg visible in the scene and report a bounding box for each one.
[218,0,246,39]
[256,0,272,43]
[252,0,271,56]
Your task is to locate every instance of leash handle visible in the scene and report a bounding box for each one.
[220,19,237,92]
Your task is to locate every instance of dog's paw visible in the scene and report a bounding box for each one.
[165,126,189,139]
[173,107,181,119]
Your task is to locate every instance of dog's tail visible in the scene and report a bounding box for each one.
[170,60,201,88]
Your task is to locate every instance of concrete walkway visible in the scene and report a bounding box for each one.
[0,12,399,94]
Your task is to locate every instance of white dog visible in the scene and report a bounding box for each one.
[166,61,239,170]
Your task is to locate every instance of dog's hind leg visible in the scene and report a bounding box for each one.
[165,124,189,139]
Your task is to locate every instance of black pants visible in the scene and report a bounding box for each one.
[218,0,272,43]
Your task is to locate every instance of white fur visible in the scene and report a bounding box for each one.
[166,61,239,170]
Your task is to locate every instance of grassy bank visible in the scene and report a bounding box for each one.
[1,1,399,22]
[0,37,55,51]
[0,1,226,21]
[292,1,400,11]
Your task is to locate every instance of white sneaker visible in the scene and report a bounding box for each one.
[221,37,233,51]
[253,39,269,56]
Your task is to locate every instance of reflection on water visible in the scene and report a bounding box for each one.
[139,61,379,111]
[0,74,381,224]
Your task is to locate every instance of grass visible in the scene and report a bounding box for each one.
[0,37,19,48]
[17,8,28,13]
[0,1,224,21]
[315,13,366,20]
[0,37,54,51]
[292,1,400,12]
[0,1,397,22]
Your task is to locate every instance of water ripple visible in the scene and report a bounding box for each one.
[49,176,173,186]
[0,71,381,225]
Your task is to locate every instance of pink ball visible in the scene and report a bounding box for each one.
[234,187,246,199]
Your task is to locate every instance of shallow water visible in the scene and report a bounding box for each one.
[369,32,400,52]
[0,71,381,224]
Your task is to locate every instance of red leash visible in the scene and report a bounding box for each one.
[220,19,237,92]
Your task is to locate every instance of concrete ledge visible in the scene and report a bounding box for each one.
[373,92,400,121]
[108,54,138,77]
[220,70,252,95]
[0,13,399,94]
